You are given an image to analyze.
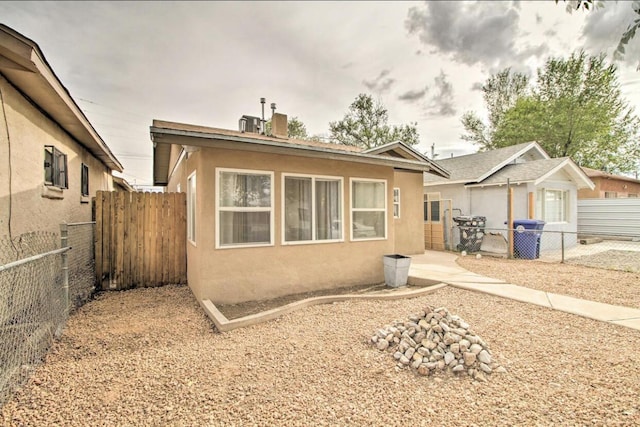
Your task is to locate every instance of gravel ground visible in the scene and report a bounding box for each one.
[566,250,640,273]
[2,279,640,426]
[457,255,640,309]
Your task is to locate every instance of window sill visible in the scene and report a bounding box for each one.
[216,242,274,250]
[81,195,90,204]
[41,184,64,200]
[351,237,387,242]
[282,239,345,246]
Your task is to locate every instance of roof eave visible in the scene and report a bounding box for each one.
[0,25,123,172]
[151,126,450,186]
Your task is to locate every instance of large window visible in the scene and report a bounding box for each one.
[187,172,196,244]
[81,163,89,197]
[44,145,68,189]
[351,178,386,240]
[283,174,343,244]
[217,168,273,248]
[537,188,569,223]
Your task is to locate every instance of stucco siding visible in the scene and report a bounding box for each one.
[392,171,425,255]
[0,76,113,238]
[168,146,425,304]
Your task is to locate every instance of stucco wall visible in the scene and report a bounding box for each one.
[166,145,427,304]
[0,76,113,238]
[392,171,425,255]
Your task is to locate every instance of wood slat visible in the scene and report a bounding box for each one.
[95,191,103,288]
[94,191,187,290]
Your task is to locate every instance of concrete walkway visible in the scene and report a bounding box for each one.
[409,251,640,331]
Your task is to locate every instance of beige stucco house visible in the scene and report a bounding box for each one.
[151,115,449,304]
[578,167,640,199]
[0,24,123,239]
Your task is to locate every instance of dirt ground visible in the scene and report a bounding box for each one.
[1,258,640,426]
[457,254,640,309]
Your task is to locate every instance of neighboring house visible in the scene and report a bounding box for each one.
[578,167,640,199]
[113,175,135,192]
[423,142,594,251]
[0,24,123,240]
[151,114,449,304]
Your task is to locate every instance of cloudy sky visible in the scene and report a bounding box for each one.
[2,1,639,187]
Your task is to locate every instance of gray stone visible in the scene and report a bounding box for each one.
[425,362,437,370]
[376,339,389,351]
[418,319,430,329]
[494,366,507,374]
[469,344,483,355]
[444,352,455,365]
[411,359,422,370]
[459,339,470,350]
[450,343,460,354]
[385,334,394,342]
[417,347,430,357]
[465,335,480,345]
[432,325,443,333]
[405,347,416,359]
[393,351,403,360]
[479,363,492,374]
[412,353,423,363]
[478,350,492,365]
[459,320,470,329]
[452,365,465,373]
[399,355,411,365]
[414,332,426,344]
[371,336,378,343]
[422,340,437,350]
[437,360,446,370]
[432,352,444,361]
[439,322,450,333]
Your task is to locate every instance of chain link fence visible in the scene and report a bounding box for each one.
[65,222,96,310]
[452,225,640,273]
[0,232,69,406]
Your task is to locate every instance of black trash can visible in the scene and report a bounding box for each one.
[513,219,545,259]
[454,215,486,253]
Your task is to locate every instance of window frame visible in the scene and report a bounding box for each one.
[350,177,387,241]
[393,187,401,219]
[537,188,569,224]
[215,167,274,249]
[281,173,344,245]
[187,171,197,246]
[81,163,89,197]
[44,145,68,189]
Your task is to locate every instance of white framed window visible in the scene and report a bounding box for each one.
[81,163,89,197]
[187,171,196,245]
[216,168,273,248]
[393,188,400,219]
[282,174,343,244]
[44,145,68,189]
[536,188,569,223]
[350,178,387,240]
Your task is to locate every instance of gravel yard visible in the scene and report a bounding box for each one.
[2,264,640,426]
[457,255,640,309]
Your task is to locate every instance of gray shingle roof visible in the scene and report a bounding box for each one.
[424,142,545,185]
[474,157,568,186]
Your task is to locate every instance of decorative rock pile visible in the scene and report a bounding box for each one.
[371,306,505,381]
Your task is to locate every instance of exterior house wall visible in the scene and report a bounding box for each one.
[392,170,425,255]
[166,145,427,305]
[578,177,640,199]
[0,76,113,238]
[533,176,578,250]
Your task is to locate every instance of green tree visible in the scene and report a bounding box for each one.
[265,116,309,139]
[329,93,419,149]
[461,69,530,149]
[464,50,640,173]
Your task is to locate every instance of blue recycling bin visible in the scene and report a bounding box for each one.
[513,219,545,259]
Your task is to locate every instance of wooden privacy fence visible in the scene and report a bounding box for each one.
[95,191,186,290]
